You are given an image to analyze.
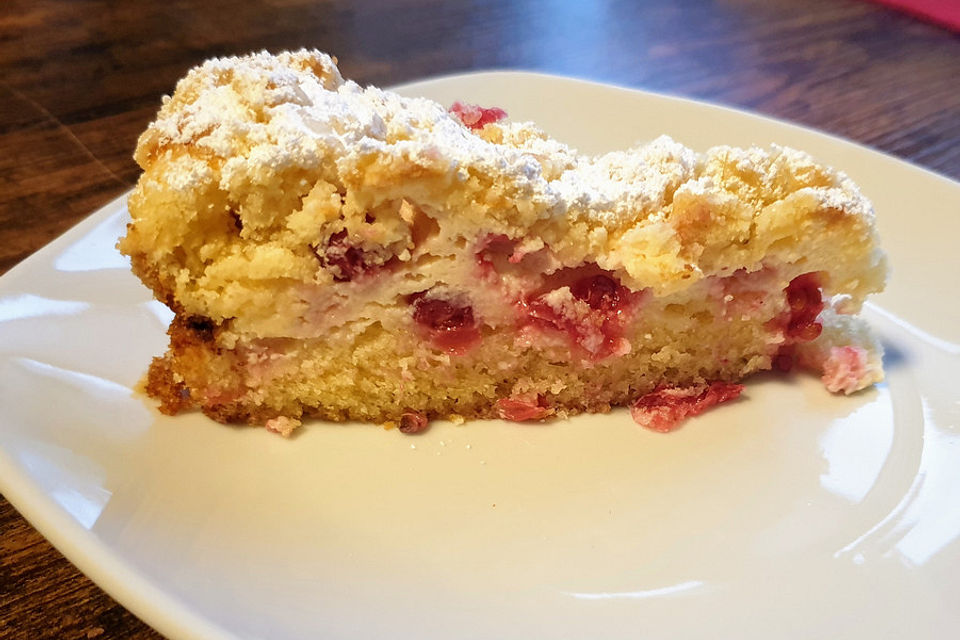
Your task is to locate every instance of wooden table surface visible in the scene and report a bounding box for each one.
[1,0,959,637]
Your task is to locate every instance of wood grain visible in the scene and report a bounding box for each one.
[1,0,959,637]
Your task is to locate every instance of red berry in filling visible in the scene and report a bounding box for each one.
[475,233,517,276]
[410,293,481,354]
[413,298,475,331]
[769,272,825,370]
[319,230,372,282]
[570,274,623,312]
[398,409,428,434]
[449,101,508,130]
[784,272,824,341]
[525,298,565,332]
[522,271,636,360]
[630,382,744,432]
[789,321,823,342]
[476,234,517,260]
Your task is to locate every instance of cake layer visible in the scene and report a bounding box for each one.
[120,50,888,433]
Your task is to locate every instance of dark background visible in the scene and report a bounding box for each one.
[1,0,958,637]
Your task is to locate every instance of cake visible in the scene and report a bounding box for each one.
[118,50,888,436]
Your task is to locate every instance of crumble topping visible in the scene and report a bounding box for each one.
[135,50,883,276]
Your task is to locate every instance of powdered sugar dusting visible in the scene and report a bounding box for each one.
[140,50,878,231]
[140,50,563,203]
[555,136,699,223]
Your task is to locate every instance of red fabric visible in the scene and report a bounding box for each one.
[868,0,960,31]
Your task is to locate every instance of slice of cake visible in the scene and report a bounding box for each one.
[119,50,888,436]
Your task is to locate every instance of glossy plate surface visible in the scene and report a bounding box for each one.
[1,73,959,640]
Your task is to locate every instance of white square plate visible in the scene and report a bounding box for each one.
[2,72,959,639]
